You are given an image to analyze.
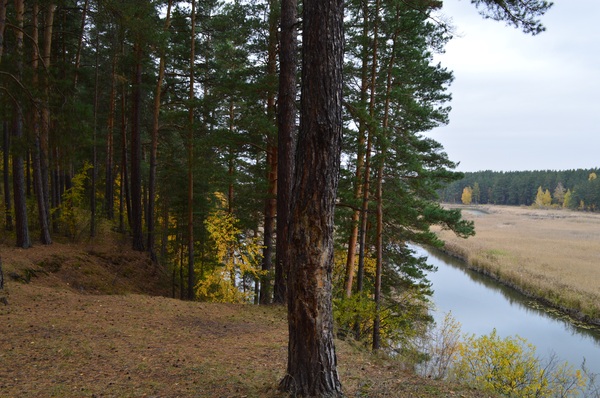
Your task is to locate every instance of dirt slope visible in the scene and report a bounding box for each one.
[0,238,490,397]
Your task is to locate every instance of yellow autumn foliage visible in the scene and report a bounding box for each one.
[196,193,264,303]
[451,329,586,397]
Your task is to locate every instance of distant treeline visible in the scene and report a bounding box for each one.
[439,169,600,210]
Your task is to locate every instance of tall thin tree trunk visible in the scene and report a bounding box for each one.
[260,146,277,304]
[26,150,31,198]
[90,35,99,238]
[3,122,12,231]
[130,42,144,251]
[372,161,383,350]
[344,2,370,298]
[148,0,172,261]
[356,0,380,299]
[73,0,89,87]
[40,2,55,230]
[279,0,344,395]
[0,0,7,61]
[30,1,52,245]
[274,0,297,304]
[260,2,279,304]
[187,0,196,300]
[105,54,117,220]
[372,22,396,351]
[121,84,132,232]
[12,0,31,249]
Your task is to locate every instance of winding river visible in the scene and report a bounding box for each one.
[419,246,600,375]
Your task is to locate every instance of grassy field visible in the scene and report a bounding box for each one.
[435,205,600,324]
[0,237,491,397]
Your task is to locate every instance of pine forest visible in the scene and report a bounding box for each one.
[0,0,557,386]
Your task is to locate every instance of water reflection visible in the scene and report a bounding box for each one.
[419,246,600,374]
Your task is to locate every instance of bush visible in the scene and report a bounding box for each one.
[450,329,586,397]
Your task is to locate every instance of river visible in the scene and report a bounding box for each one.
[419,246,600,375]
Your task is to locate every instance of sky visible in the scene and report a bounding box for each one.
[426,0,600,172]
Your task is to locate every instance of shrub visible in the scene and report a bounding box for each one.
[450,329,586,397]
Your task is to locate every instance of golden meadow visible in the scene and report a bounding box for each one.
[434,205,600,324]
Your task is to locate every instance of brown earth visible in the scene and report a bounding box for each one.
[0,234,491,397]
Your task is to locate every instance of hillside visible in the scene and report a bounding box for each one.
[0,236,490,397]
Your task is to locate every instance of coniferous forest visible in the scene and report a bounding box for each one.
[0,0,554,395]
[441,169,600,210]
[0,0,475,310]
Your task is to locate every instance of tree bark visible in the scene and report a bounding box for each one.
[0,0,7,61]
[344,1,370,298]
[260,1,279,305]
[105,53,117,220]
[373,19,397,350]
[3,122,12,231]
[187,0,196,300]
[130,42,145,251]
[279,0,344,395]
[274,0,297,305]
[12,0,31,249]
[147,0,172,261]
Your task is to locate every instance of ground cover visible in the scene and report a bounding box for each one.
[0,237,490,397]
[436,205,600,325]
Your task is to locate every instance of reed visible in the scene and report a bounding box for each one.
[435,205,600,324]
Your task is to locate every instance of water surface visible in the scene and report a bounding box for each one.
[420,246,600,374]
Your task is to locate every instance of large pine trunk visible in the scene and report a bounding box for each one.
[279,0,344,395]
[274,0,297,305]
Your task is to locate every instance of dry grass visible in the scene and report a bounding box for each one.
[0,235,492,397]
[436,205,600,324]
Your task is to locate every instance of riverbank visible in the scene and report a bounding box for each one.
[434,205,600,327]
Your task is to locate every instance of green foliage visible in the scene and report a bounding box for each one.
[440,169,600,211]
[563,189,573,209]
[451,329,586,397]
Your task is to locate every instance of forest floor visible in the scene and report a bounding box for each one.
[436,204,600,326]
[0,233,491,397]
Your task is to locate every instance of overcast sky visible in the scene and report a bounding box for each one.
[426,0,600,172]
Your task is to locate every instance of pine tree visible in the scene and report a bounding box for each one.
[279,0,344,394]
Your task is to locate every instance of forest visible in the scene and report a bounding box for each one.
[1,0,475,322]
[440,169,600,210]
[0,0,568,396]
[0,0,556,395]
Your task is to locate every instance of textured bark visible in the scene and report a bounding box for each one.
[105,55,116,220]
[147,0,172,261]
[260,145,277,304]
[260,3,279,304]
[279,0,344,395]
[0,0,7,60]
[187,0,196,301]
[344,1,370,298]
[3,122,12,231]
[12,109,31,249]
[12,0,31,249]
[130,43,144,251]
[274,0,297,305]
